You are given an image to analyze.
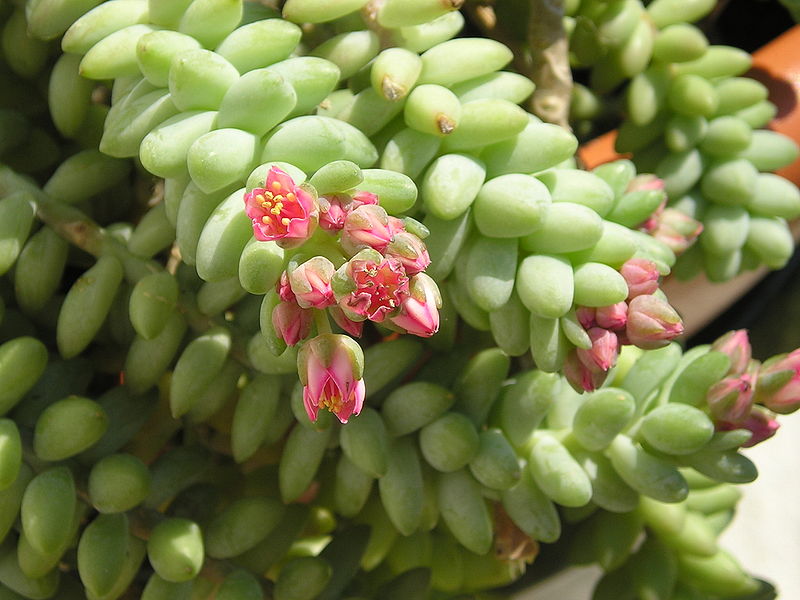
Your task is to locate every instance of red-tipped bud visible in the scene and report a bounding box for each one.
[754,349,800,414]
[272,301,313,346]
[625,295,684,349]
[626,174,665,193]
[318,191,379,232]
[289,256,335,310]
[385,231,431,275]
[329,306,364,338]
[576,306,596,329]
[711,329,752,376]
[577,328,620,373]
[707,373,755,425]
[650,208,703,255]
[341,204,400,256]
[620,258,660,299]
[564,349,609,393]
[389,272,441,337]
[595,302,628,330]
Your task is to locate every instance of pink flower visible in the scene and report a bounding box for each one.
[289,256,335,310]
[329,306,364,338]
[754,349,800,414]
[710,329,752,376]
[577,327,619,373]
[340,205,402,256]
[595,302,628,331]
[272,301,313,346]
[625,295,684,349]
[576,306,596,329]
[389,273,441,337]
[564,349,608,393]
[298,333,365,424]
[333,249,410,323]
[384,231,431,276]
[620,258,660,299]
[244,167,317,246]
[707,373,755,425]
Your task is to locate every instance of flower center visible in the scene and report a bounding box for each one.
[254,180,302,234]
[320,378,344,414]
[353,259,409,317]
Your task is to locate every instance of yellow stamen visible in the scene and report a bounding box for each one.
[281,217,291,226]
[286,192,296,202]
[261,216,272,224]
[272,181,282,192]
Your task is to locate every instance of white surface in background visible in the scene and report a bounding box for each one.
[511,415,800,600]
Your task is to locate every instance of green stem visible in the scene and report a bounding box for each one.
[314,309,332,335]
[0,165,159,282]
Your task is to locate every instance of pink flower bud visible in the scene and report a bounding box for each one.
[625,295,684,349]
[650,208,703,255]
[577,328,620,373]
[318,194,351,232]
[620,258,660,299]
[333,250,410,323]
[576,306,596,329]
[244,167,317,246]
[278,271,295,303]
[564,349,608,393]
[739,406,780,447]
[390,272,441,337]
[318,191,380,232]
[329,306,364,338]
[707,373,755,425]
[595,301,628,330]
[340,204,397,256]
[272,301,313,346]
[626,174,665,193]
[754,349,800,414]
[289,256,335,310]
[298,333,365,424]
[384,231,431,275]
[711,329,752,376]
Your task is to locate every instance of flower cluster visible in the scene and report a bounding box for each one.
[564,257,684,392]
[244,167,441,424]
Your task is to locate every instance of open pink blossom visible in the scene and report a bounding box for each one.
[333,250,410,322]
[390,273,441,337]
[272,301,313,346]
[244,167,317,246]
[289,256,335,310]
[298,334,365,424]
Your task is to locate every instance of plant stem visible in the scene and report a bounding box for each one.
[314,309,332,335]
[527,0,573,129]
